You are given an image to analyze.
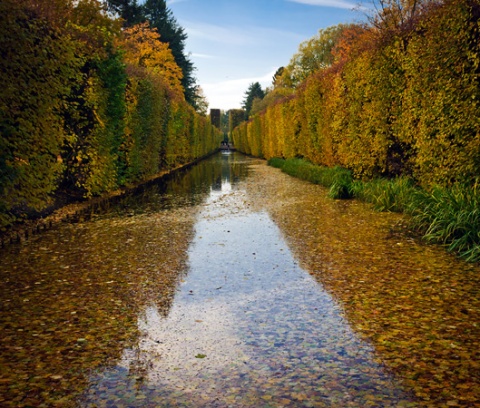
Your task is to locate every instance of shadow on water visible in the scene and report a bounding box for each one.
[0,152,478,407]
[91,152,250,219]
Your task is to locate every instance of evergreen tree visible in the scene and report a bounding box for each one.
[104,0,197,106]
[221,111,229,137]
[229,109,246,134]
[242,82,265,119]
[104,0,144,26]
[273,67,285,88]
[143,0,197,106]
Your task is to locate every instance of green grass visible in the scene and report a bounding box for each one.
[268,158,354,199]
[407,182,480,263]
[268,157,480,263]
[350,177,415,213]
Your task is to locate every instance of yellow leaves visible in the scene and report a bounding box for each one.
[290,392,308,401]
[121,22,184,97]
[243,160,480,406]
[234,1,480,191]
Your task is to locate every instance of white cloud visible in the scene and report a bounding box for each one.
[286,0,357,10]
[203,70,277,111]
[184,20,304,48]
[166,0,187,5]
[185,22,254,46]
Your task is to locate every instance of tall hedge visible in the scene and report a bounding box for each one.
[232,0,480,190]
[0,0,79,225]
[0,0,222,229]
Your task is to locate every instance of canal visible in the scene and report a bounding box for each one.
[1,153,479,407]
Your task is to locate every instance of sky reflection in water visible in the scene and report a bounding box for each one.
[82,155,415,407]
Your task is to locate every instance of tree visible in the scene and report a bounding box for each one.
[210,109,221,128]
[331,23,368,63]
[369,0,427,32]
[193,86,209,116]
[0,0,79,225]
[229,109,245,134]
[273,67,285,88]
[60,0,127,197]
[121,22,184,95]
[104,0,197,105]
[142,0,197,106]
[279,24,354,88]
[104,0,144,26]
[220,111,229,137]
[242,82,265,119]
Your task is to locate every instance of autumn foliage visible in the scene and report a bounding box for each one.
[232,0,480,190]
[0,0,221,228]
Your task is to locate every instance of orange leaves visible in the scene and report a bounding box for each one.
[234,0,480,191]
[332,24,370,63]
[121,22,184,97]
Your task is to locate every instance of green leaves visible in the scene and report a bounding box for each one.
[234,0,480,191]
[407,182,480,262]
[0,1,80,224]
[233,0,480,261]
[0,1,222,230]
[268,157,480,262]
[242,82,265,119]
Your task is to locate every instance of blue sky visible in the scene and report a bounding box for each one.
[166,0,366,111]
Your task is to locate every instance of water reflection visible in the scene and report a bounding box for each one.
[0,153,250,407]
[244,162,480,407]
[93,152,249,219]
[81,154,415,407]
[4,153,475,407]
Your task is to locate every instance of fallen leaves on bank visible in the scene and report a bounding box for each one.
[249,163,480,407]
[0,207,197,407]
[1,155,479,407]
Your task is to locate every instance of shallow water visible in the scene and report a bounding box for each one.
[1,153,478,407]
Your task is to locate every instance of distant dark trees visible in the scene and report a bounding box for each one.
[210,109,221,129]
[229,110,246,134]
[104,0,144,24]
[242,82,265,119]
[220,111,230,137]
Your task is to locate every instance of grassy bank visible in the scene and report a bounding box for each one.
[268,158,480,263]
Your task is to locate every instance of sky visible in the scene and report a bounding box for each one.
[165,0,367,111]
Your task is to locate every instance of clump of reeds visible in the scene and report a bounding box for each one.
[267,158,354,198]
[267,157,480,262]
[350,177,415,213]
[406,181,480,263]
